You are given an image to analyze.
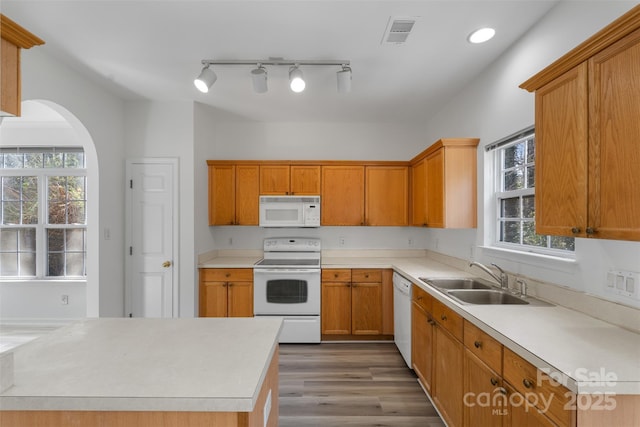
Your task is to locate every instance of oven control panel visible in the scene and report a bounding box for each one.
[263,237,321,252]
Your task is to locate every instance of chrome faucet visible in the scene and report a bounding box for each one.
[469,261,509,289]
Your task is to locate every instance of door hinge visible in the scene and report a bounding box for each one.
[129,246,133,255]
[129,179,133,189]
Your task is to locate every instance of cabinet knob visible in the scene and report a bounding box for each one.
[228,283,233,287]
[523,378,534,389]
[223,283,228,287]
[334,273,339,278]
[440,314,447,321]
[365,274,369,278]
[497,387,508,396]
[417,296,423,301]
[586,227,596,235]
[490,377,498,386]
[474,340,482,349]
[571,227,581,234]
[225,273,231,278]
[427,319,436,326]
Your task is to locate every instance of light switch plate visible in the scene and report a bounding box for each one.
[606,270,639,299]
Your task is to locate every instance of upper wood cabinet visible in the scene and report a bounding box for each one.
[208,163,259,225]
[260,164,320,195]
[410,138,479,228]
[321,165,365,226]
[365,166,409,226]
[520,5,640,241]
[0,14,45,117]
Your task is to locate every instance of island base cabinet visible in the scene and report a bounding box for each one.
[0,348,279,427]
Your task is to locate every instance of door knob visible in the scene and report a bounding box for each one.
[162,261,172,268]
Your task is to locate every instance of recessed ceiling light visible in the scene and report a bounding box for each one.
[468,27,495,44]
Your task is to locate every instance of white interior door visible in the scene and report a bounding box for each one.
[126,159,178,318]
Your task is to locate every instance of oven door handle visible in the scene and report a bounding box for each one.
[255,268,320,274]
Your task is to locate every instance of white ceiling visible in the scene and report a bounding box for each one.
[3,0,559,124]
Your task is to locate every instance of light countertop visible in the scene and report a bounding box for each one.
[0,317,282,411]
[200,253,640,394]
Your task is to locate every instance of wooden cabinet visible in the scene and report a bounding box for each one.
[365,166,409,226]
[504,382,559,427]
[432,301,464,427]
[321,268,391,338]
[260,164,321,195]
[0,14,44,117]
[503,348,575,427]
[520,7,640,241]
[321,165,365,225]
[208,163,259,225]
[411,285,435,393]
[199,268,253,317]
[410,138,479,228]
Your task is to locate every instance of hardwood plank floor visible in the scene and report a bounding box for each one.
[279,342,446,427]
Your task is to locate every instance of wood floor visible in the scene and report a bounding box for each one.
[278,342,446,427]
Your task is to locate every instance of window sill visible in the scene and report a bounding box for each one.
[0,279,86,286]
[478,245,577,274]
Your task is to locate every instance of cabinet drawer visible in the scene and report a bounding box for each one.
[200,268,253,282]
[464,320,502,374]
[412,284,433,313]
[352,269,382,282]
[432,299,463,341]
[503,347,575,427]
[322,269,352,282]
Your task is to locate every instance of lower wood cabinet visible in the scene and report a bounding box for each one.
[433,313,464,427]
[321,268,392,339]
[199,268,253,317]
[411,285,435,394]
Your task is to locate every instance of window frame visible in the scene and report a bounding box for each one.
[0,149,87,280]
[489,128,575,259]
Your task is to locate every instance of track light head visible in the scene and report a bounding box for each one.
[251,65,268,93]
[289,66,305,93]
[194,65,217,93]
[337,65,352,93]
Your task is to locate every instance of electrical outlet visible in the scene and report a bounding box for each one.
[435,238,439,250]
[339,236,345,247]
[228,237,233,246]
[408,238,414,246]
[61,295,69,305]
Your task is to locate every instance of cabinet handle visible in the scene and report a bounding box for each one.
[586,227,596,235]
[417,296,423,301]
[228,283,233,287]
[365,274,369,278]
[490,377,498,386]
[571,227,581,234]
[427,319,436,326]
[474,340,482,349]
[225,273,230,278]
[223,283,228,287]
[423,223,428,227]
[346,283,352,287]
[497,387,508,395]
[523,378,534,389]
[334,273,339,278]
[440,314,447,321]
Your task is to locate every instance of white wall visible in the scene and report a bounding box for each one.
[0,48,126,320]
[193,102,432,257]
[124,101,196,317]
[421,1,640,308]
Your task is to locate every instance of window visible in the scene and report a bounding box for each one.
[492,128,574,254]
[0,147,87,279]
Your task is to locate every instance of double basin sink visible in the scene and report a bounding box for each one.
[419,278,532,305]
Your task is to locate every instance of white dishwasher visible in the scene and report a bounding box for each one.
[393,271,412,368]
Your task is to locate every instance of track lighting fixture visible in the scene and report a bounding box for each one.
[194,59,350,94]
[336,65,352,93]
[194,65,217,93]
[289,65,305,93]
[251,65,268,93]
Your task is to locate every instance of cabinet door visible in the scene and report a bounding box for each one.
[464,350,506,427]
[434,325,464,427]
[425,149,445,228]
[351,282,382,335]
[365,166,409,226]
[411,158,427,226]
[199,281,228,317]
[411,301,434,394]
[235,165,259,225]
[260,165,290,194]
[588,27,640,241]
[321,165,365,225]
[208,164,235,225]
[504,383,558,427]
[227,281,254,317]
[535,63,589,237]
[290,165,321,195]
[321,282,352,335]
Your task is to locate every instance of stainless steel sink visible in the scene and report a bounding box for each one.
[446,289,529,305]
[420,278,493,290]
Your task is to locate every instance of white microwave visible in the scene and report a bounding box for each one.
[259,195,320,227]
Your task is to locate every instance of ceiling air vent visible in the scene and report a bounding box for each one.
[382,17,418,45]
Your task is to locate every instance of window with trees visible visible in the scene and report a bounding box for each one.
[493,129,574,254]
[0,147,87,278]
